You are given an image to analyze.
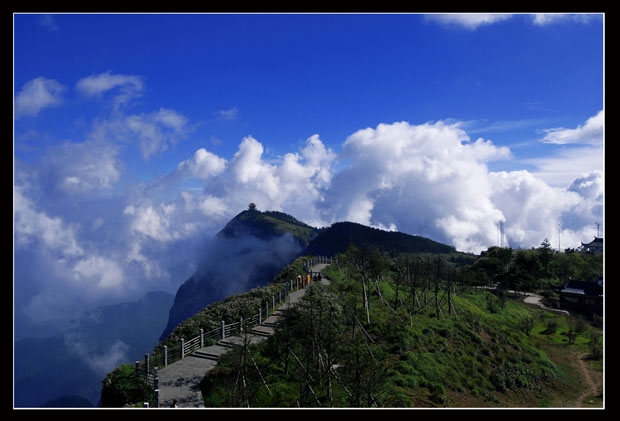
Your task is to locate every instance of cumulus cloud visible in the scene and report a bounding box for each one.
[14,77,65,118]
[124,203,181,243]
[568,170,604,201]
[319,120,512,252]
[13,83,603,339]
[490,170,581,246]
[177,148,227,179]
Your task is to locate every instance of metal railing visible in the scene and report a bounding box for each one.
[135,257,334,389]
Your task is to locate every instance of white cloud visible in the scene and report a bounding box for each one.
[196,195,229,218]
[299,134,338,186]
[48,139,123,194]
[527,110,604,188]
[124,203,180,243]
[568,170,603,201]
[426,13,599,30]
[14,77,65,118]
[177,148,227,179]
[14,186,136,329]
[37,14,58,32]
[63,330,131,377]
[489,170,582,248]
[320,120,512,252]
[218,135,337,224]
[230,136,269,183]
[216,107,239,121]
[73,339,130,377]
[425,13,513,30]
[154,108,189,131]
[14,187,84,258]
[539,110,603,145]
[76,71,144,102]
[315,119,602,254]
[526,145,603,188]
[531,13,598,26]
[124,109,190,159]
[72,256,124,289]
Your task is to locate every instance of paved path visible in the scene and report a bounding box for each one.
[156,265,331,408]
[523,292,570,315]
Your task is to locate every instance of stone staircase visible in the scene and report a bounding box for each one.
[156,266,330,407]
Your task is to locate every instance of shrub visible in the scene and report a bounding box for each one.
[100,364,153,408]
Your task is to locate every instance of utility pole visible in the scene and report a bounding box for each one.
[557,222,561,252]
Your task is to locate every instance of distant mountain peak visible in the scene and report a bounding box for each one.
[217,209,318,247]
[160,209,457,341]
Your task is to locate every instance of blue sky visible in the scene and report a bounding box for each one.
[14,13,604,339]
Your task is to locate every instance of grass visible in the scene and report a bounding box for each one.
[194,260,604,408]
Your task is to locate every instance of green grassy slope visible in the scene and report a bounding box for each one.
[198,260,603,408]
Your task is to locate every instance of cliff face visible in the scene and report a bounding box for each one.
[159,210,318,340]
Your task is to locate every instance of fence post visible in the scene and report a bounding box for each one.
[153,367,159,408]
[272,296,275,312]
[259,309,262,326]
[180,339,185,359]
[221,320,226,340]
[265,302,269,318]
[135,361,140,378]
[200,328,204,348]
[164,345,168,367]
[240,317,244,334]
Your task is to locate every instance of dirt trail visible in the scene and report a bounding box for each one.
[524,294,602,408]
[574,352,600,407]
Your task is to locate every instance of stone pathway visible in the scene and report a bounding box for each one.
[155,265,330,408]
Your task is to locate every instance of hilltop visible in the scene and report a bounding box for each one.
[160,208,469,340]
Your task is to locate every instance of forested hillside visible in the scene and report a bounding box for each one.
[303,221,457,257]
[198,248,603,408]
[103,241,603,408]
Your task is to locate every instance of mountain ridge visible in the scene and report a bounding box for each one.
[159,208,463,342]
[159,208,317,340]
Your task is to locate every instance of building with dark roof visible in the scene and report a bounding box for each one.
[559,276,603,318]
[581,237,603,254]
